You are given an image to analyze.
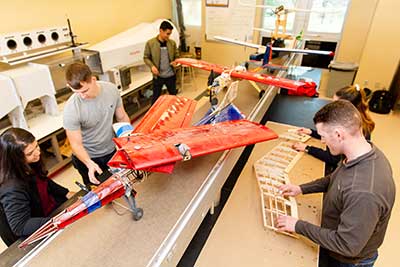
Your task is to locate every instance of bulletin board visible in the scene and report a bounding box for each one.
[205,0,256,41]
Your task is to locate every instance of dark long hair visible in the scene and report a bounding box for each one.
[335,85,375,137]
[0,128,45,186]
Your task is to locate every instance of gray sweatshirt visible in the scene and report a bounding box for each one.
[295,144,395,264]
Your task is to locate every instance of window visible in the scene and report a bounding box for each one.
[262,0,297,32]
[307,0,348,33]
[261,0,350,41]
[182,0,202,26]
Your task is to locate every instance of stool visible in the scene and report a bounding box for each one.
[0,74,28,129]
[179,53,197,91]
[180,64,196,91]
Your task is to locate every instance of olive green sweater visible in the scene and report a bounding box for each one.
[296,144,395,264]
[143,36,179,77]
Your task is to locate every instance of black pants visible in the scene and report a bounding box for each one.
[72,150,116,187]
[152,75,177,104]
[319,247,378,267]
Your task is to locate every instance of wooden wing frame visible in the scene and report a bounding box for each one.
[254,141,304,237]
[279,129,311,143]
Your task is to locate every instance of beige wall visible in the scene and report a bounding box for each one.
[200,0,263,66]
[0,0,172,47]
[336,0,378,63]
[354,0,400,89]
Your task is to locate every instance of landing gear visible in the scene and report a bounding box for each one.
[259,90,265,99]
[133,208,144,221]
[124,188,144,221]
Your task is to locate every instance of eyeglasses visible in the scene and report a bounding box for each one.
[68,84,90,95]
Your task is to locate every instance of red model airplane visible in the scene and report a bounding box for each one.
[175,58,317,96]
[19,95,278,248]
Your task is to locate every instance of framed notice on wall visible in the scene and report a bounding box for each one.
[206,0,229,7]
[205,0,256,41]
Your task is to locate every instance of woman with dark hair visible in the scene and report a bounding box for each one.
[0,128,73,246]
[293,85,375,174]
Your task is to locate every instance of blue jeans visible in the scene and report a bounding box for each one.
[319,248,378,267]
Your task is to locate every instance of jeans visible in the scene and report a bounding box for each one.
[71,150,116,187]
[152,75,177,104]
[319,248,378,267]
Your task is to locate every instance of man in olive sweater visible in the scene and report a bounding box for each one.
[277,100,395,267]
[143,20,179,104]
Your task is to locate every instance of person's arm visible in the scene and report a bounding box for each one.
[47,179,74,199]
[307,146,342,166]
[47,179,69,198]
[66,129,102,184]
[143,41,154,69]
[310,129,320,139]
[293,142,341,166]
[295,192,380,257]
[144,41,159,75]
[0,188,48,237]
[114,105,130,123]
[300,176,331,194]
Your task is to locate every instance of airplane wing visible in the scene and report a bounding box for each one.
[109,95,197,173]
[108,119,278,170]
[175,58,317,92]
[133,95,197,134]
[19,176,126,248]
[213,36,334,56]
[20,120,276,248]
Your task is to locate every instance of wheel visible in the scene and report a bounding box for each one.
[259,90,265,99]
[133,208,144,221]
[211,97,218,106]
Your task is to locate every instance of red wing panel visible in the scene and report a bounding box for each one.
[175,58,316,93]
[141,164,175,174]
[109,120,278,170]
[108,145,175,173]
[176,58,228,73]
[111,95,196,173]
[133,95,197,134]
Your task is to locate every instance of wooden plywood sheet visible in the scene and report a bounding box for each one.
[195,121,325,267]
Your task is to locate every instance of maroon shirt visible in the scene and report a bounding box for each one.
[35,176,57,216]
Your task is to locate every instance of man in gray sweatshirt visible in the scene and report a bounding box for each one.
[277,100,395,267]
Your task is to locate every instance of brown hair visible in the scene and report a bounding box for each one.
[313,100,362,135]
[65,62,92,89]
[335,85,375,137]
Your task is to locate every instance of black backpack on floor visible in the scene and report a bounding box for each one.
[369,90,393,114]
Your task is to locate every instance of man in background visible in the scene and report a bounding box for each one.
[144,20,179,104]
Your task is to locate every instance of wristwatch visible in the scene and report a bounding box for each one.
[304,145,310,153]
